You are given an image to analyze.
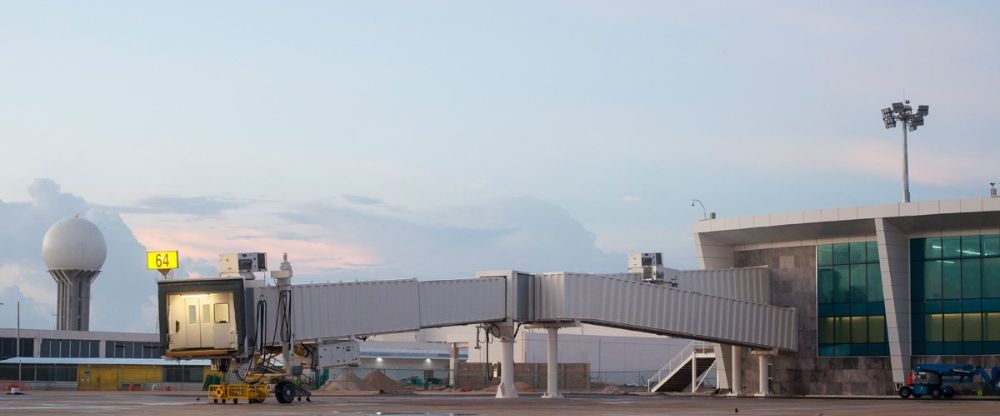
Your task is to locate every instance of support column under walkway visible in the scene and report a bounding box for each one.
[731,345,743,396]
[542,327,561,399]
[494,324,518,399]
[448,343,459,387]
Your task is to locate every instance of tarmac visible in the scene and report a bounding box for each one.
[3,391,1000,415]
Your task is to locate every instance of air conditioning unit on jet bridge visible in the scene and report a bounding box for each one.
[628,252,667,282]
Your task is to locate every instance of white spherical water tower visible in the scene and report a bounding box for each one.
[42,216,107,331]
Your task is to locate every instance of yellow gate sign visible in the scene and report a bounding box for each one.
[147,251,179,270]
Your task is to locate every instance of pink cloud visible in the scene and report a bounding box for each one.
[131,226,379,275]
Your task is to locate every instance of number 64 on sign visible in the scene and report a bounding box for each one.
[147,251,179,270]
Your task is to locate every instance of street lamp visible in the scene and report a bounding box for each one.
[691,199,707,220]
[881,100,930,203]
[1,301,23,395]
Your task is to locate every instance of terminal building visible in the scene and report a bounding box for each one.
[695,195,1000,395]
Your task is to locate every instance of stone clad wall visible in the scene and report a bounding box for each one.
[735,245,895,396]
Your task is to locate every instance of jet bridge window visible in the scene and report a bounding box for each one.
[214,303,229,324]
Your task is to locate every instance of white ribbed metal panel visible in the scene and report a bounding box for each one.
[418,277,506,327]
[257,278,509,342]
[259,279,422,342]
[533,273,797,351]
[674,267,770,304]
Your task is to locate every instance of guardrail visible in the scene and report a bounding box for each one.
[646,341,712,391]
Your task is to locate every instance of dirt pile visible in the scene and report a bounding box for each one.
[321,370,369,391]
[601,384,625,394]
[362,370,407,393]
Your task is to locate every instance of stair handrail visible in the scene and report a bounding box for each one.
[646,340,710,391]
[693,360,718,391]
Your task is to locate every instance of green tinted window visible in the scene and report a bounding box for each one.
[984,235,1000,257]
[867,241,879,263]
[924,261,943,300]
[962,235,982,257]
[943,260,962,299]
[964,313,983,341]
[943,237,962,259]
[818,268,834,304]
[867,264,883,302]
[963,259,982,299]
[985,258,1000,298]
[987,313,1000,342]
[818,240,882,356]
[818,245,833,266]
[833,244,850,265]
[819,317,835,344]
[925,238,943,259]
[850,242,867,263]
[851,316,868,343]
[925,314,943,342]
[850,264,867,303]
[943,314,963,341]
[913,235,1000,355]
[836,317,851,343]
[834,265,850,304]
[869,316,886,343]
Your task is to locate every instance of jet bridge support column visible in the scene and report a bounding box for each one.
[751,349,775,397]
[731,345,743,396]
[495,325,518,399]
[524,322,576,399]
[448,343,459,387]
[542,327,561,399]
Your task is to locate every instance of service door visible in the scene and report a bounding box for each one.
[166,294,194,350]
[208,293,237,349]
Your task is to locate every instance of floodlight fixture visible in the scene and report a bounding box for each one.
[881,108,897,129]
[882,99,930,203]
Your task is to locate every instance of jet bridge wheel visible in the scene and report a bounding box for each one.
[275,381,296,404]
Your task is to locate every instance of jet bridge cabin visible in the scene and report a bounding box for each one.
[157,277,253,359]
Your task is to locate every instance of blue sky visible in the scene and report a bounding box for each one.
[1,1,999,328]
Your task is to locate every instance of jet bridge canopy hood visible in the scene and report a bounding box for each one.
[157,277,253,359]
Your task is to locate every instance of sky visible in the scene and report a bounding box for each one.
[1,1,998,330]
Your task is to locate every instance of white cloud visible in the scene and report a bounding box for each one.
[0,179,152,331]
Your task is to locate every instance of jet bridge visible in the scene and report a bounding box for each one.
[158,257,795,402]
[530,272,796,351]
[254,277,509,342]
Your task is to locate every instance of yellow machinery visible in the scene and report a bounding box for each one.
[208,383,270,404]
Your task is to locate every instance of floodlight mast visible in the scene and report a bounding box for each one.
[882,100,929,203]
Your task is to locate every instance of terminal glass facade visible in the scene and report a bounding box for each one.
[105,341,161,359]
[911,235,1000,355]
[817,241,889,356]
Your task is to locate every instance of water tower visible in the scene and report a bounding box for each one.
[42,216,107,331]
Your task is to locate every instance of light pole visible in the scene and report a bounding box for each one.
[1,301,23,395]
[881,100,929,203]
[691,199,707,220]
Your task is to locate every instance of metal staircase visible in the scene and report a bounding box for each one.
[647,341,717,392]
